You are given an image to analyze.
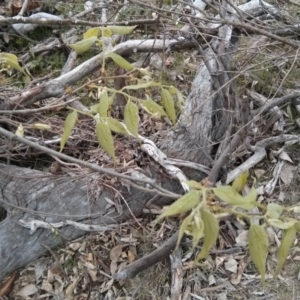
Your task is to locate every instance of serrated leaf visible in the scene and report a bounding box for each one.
[124,101,139,137]
[123,81,159,90]
[196,209,219,261]
[158,190,200,220]
[161,88,176,125]
[192,214,204,248]
[60,110,77,152]
[98,90,109,117]
[69,37,98,54]
[248,224,269,285]
[107,25,136,35]
[140,99,167,117]
[0,53,27,75]
[267,203,284,219]
[107,117,130,135]
[232,171,249,192]
[95,122,116,164]
[214,186,256,209]
[177,213,193,249]
[274,225,296,277]
[84,27,100,39]
[106,53,134,70]
[268,219,296,230]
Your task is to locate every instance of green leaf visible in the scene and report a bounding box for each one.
[214,186,256,209]
[184,180,203,190]
[266,203,284,219]
[107,25,137,35]
[168,86,177,94]
[192,214,204,248]
[240,185,258,209]
[84,27,100,39]
[95,122,116,164]
[69,37,98,54]
[275,226,296,277]
[98,90,109,118]
[102,28,113,37]
[232,171,249,192]
[60,110,77,152]
[107,117,130,135]
[140,99,167,117]
[15,124,24,138]
[124,101,139,137]
[158,190,200,220]
[177,213,193,249]
[106,53,134,70]
[161,88,176,125]
[0,53,27,75]
[122,81,159,90]
[248,224,269,285]
[196,209,219,261]
[268,219,296,230]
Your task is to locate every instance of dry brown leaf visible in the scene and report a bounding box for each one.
[0,271,18,297]
[110,261,118,275]
[128,249,136,263]
[65,276,81,298]
[16,284,38,297]
[225,258,238,273]
[69,242,81,251]
[41,280,53,292]
[110,245,122,263]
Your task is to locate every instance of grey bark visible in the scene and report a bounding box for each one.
[0,163,182,282]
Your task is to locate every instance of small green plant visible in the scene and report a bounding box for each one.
[59,26,183,162]
[158,171,300,285]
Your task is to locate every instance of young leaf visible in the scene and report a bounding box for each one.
[34,123,51,131]
[0,53,27,75]
[248,224,269,284]
[184,180,203,190]
[107,117,130,136]
[161,88,176,125]
[232,171,249,192]
[158,190,200,220]
[15,124,24,138]
[106,53,134,70]
[124,101,139,137]
[214,186,256,209]
[95,122,116,164]
[84,27,100,39]
[192,214,204,248]
[140,99,167,117]
[60,110,77,152]
[98,90,109,117]
[69,37,98,54]
[266,203,284,219]
[267,219,296,230]
[239,185,258,209]
[102,28,112,37]
[196,209,219,261]
[122,81,158,90]
[274,225,296,277]
[177,213,193,249]
[107,25,137,35]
